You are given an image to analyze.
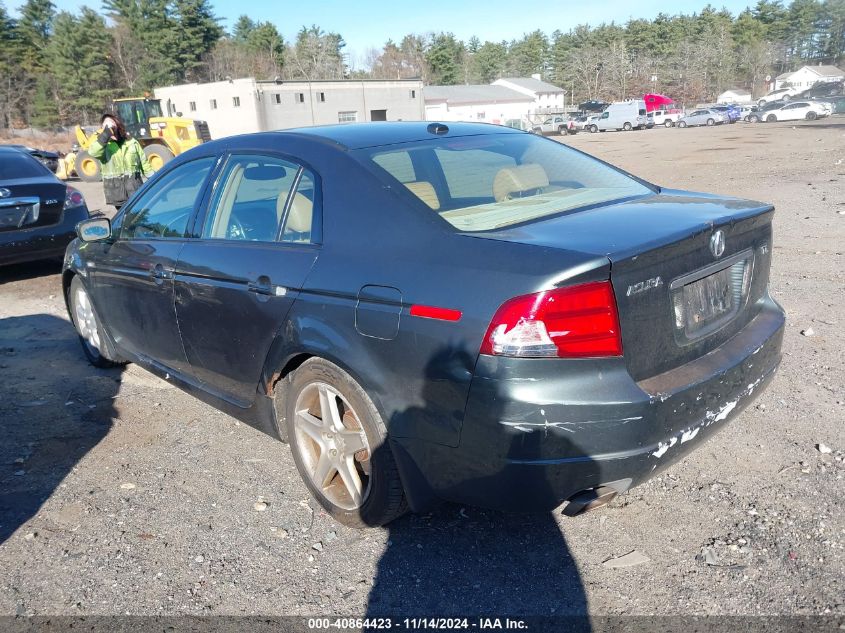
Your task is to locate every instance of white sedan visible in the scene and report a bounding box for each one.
[762,101,830,122]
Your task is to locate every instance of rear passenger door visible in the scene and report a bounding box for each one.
[173,153,320,405]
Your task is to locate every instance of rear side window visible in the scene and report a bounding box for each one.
[0,151,50,180]
[120,157,215,239]
[355,133,652,232]
[203,154,316,243]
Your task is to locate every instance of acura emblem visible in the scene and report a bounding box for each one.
[710,230,726,258]
[0,187,10,199]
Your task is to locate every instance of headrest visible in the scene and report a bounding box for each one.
[493,164,549,202]
[405,181,440,210]
[286,193,313,232]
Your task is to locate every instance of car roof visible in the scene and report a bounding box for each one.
[272,121,525,150]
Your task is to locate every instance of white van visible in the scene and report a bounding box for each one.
[591,100,648,132]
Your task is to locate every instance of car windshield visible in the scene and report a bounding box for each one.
[354,133,653,232]
[0,151,50,179]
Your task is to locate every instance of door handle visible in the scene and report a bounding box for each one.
[150,263,173,283]
[247,275,273,296]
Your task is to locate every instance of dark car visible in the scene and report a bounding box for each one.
[710,104,741,123]
[1,146,89,266]
[64,122,785,527]
[5,143,60,173]
[797,80,843,100]
[745,101,786,122]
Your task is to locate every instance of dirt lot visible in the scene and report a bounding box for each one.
[0,120,843,621]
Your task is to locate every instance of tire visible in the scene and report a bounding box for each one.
[589,125,598,133]
[75,150,101,182]
[706,118,715,126]
[806,111,817,121]
[557,125,565,135]
[678,121,687,128]
[748,115,760,123]
[281,358,408,527]
[766,114,777,123]
[143,143,175,172]
[69,276,123,368]
[664,120,673,128]
[623,122,632,131]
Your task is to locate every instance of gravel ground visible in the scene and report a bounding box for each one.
[0,119,843,620]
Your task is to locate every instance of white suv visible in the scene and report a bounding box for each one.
[758,87,800,106]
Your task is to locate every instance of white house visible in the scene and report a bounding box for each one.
[424,85,534,125]
[717,88,753,104]
[155,78,425,139]
[774,65,844,90]
[492,76,566,114]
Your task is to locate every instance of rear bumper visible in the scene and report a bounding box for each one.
[393,297,785,512]
[0,206,88,266]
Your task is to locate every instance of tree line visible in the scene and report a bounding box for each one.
[1,0,843,128]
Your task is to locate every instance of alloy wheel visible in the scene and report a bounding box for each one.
[74,286,102,355]
[292,382,371,510]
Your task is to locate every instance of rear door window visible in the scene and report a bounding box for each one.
[203,155,300,242]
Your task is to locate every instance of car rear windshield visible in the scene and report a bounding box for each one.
[0,151,50,180]
[353,133,653,232]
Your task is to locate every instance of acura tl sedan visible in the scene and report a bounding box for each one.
[65,122,785,527]
[1,145,89,266]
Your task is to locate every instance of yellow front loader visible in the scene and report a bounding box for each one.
[62,97,211,182]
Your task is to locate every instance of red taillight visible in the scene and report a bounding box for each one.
[480,281,623,358]
[64,186,85,210]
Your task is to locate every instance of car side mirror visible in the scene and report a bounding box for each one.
[77,217,112,242]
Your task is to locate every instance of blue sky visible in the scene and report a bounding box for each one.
[21,0,756,66]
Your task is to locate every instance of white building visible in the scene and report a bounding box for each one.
[155,78,425,139]
[492,76,566,114]
[774,65,844,90]
[717,88,753,104]
[424,85,534,125]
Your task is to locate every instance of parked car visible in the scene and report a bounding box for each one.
[762,100,829,122]
[650,109,682,127]
[797,80,843,100]
[745,101,787,123]
[531,116,576,136]
[0,145,89,266]
[590,100,648,132]
[812,95,845,114]
[4,143,60,173]
[757,87,800,106]
[65,122,785,526]
[572,114,598,132]
[710,104,742,123]
[578,114,601,132]
[737,105,755,119]
[676,109,727,127]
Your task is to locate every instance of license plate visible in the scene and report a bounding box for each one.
[681,267,733,335]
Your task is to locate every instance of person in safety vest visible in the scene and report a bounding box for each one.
[87,113,154,210]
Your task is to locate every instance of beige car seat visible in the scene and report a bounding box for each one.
[404,181,440,210]
[493,164,549,202]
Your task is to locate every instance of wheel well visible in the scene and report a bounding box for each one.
[62,270,75,307]
[268,353,313,394]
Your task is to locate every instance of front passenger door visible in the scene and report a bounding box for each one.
[88,157,217,374]
[174,154,320,406]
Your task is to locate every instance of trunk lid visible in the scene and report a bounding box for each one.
[469,190,775,381]
[0,177,67,232]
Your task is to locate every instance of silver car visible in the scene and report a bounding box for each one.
[676,109,727,128]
